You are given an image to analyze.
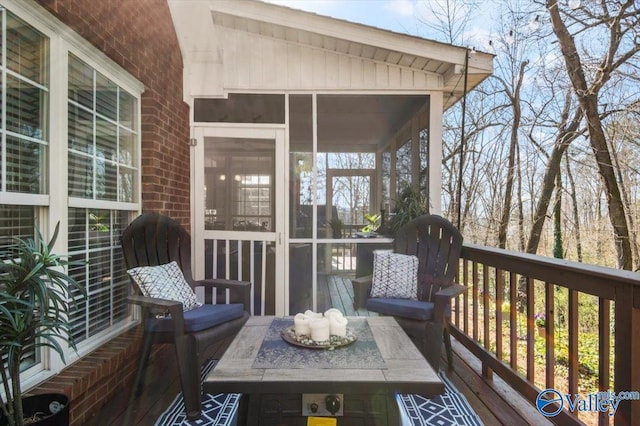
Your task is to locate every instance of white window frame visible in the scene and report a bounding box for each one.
[0,0,143,384]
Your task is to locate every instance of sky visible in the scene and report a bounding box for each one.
[266,0,427,35]
[264,0,494,48]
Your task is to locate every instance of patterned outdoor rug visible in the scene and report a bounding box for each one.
[156,361,483,426]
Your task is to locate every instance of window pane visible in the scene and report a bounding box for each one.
[96,117,116,162]
[119,90,135,129]
[68,208,86,252]
[68,152,93,197]
[119,167,135,203]
[68,54,138,202]
[5,75,47,138]
[68,253,87,342]
[68,105,94,154]
[396,139,412,197]
[289,94,313,239]
[68,54,93,109]
[68,209,133,343]
[204,137,275,231]
[194,94,285,123]
[0,205,34,257]
[316,153,375,239]
[5,135,46,193]
[5,12,47,85]
[419,129,429,190]
[119,128,135,166]
[95,157,117,201]
[382,150,391,208]
[95,72,117,120]
[0,206,37,369]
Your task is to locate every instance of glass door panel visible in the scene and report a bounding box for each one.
[194,127,285,315]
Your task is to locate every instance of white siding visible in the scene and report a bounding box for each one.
[217,30,442,92]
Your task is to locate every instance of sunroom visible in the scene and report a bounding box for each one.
[170,0,493,317]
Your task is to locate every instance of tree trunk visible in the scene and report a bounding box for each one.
[497,60,528,249]
[525,89,581,255]
[553,172,563,258]
[525,137,570,254]
[547,0,633,269]
[565,151,583,262]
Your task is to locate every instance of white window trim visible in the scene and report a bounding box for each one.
[0,0,143,376]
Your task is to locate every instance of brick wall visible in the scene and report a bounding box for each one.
[31,1,191,424]
[37,0,192,227]
[31,329,144,425]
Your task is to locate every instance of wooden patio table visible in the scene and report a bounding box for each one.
[203,315,444,425]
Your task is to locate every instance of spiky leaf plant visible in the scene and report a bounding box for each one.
[388,185,429,234]
[0,223,84,426]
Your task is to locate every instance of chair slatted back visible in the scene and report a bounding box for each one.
[120,213,195,289]
[393,215,463,302]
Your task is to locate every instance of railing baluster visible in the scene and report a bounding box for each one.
[472,261,479,342]
[482,265,492,379]
[527,277,534,382]
[545,282,555,390]
[599,298,610,426]
[496,268,503,361]
[509,271,517,369]
[249,241,255,315]
[568,288,578,396]
[483,265,490,350]
[463,259,469,334]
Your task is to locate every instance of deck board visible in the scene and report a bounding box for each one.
[90,338,544,426]
[318,273,378,317]
[88,278,545,425]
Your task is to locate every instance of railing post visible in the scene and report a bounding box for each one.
[614,283,640,425]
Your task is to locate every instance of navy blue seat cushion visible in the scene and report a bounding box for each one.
[366,298,435,321]
[147,303,245,333]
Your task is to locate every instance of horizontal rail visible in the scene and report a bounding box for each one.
[452,244,640,426]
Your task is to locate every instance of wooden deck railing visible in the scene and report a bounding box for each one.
[450,243,640,426]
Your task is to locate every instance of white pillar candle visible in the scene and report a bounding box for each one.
[324,308,342,319]
[310,317,331,341]
[329,315,348,337]
[304,310,323,319]
[294,313,311,337]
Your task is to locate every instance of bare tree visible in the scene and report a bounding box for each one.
[546,0,640,269]
[497,59,528,248]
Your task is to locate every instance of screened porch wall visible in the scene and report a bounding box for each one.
[195,92,431,315]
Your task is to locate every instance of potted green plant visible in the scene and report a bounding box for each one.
[361,213,381,234]
[388,185,429,234]
[0,224,83,426]
[328,217,344,239]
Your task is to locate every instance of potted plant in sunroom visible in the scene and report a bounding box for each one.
[0,223,84,426]
[387,185,429,235]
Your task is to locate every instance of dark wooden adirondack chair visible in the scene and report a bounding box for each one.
[352,214,464,371]
[120,213,251,420]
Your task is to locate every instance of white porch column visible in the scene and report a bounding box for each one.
[428,92,443,215]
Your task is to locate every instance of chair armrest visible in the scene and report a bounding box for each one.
[127,294,183,309]
[434,283,467,299]
[433,284,467,324]
[126,295,185,335]
[195,278,251,312]
[352,275,373,310]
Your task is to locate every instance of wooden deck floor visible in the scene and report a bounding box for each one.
[87,338,551,425]
[317,273,376,316]
[86,275,552,425]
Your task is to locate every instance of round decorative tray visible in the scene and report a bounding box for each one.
[281,326,357,350]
